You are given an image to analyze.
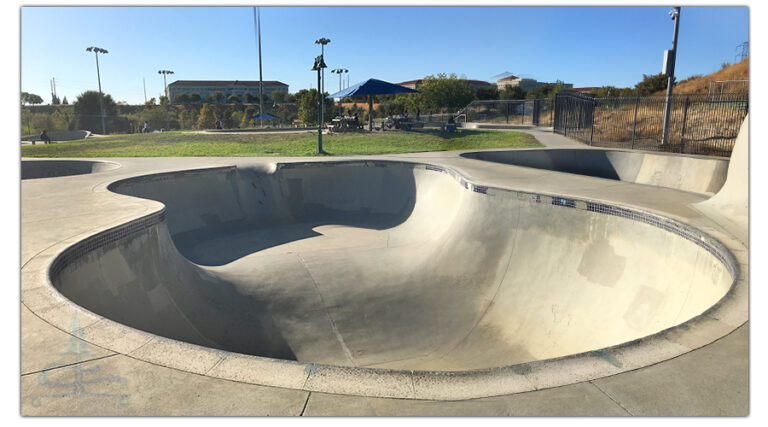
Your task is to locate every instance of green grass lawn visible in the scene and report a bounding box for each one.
[21,129,542,158]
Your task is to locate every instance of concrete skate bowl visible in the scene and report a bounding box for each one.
[21,159,120,180]
[462,149,729,194]
[48,160,740,399]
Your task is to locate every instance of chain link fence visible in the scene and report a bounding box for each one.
[553,91,748,157]
[465,99,555,126]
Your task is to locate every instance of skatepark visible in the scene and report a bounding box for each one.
[20,123,749,415]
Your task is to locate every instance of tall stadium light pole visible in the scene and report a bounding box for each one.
[312,55,327,154]
[85,46,108,134]
[661,7,681,146]
[254,7,264,128]
[158,70,174,130]
[331,68,348,117]
[315,38,330,114]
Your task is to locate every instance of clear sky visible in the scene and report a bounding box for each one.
[21,5,748,104]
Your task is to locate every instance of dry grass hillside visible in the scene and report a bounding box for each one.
[656,57,749,95]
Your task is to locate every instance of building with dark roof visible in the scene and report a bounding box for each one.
[167,80,289,103]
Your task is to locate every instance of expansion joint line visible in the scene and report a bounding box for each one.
[296,253,357,366]
[588,381,634,416]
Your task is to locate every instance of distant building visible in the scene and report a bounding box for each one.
[397,79,493,93]
[167,80,289,103]
[495,75,573,92]
[573,87,598,93]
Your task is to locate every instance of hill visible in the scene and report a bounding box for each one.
[657,57,749,95]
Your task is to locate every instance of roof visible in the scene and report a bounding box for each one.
[498,75,521,82]
[169,80,288,87]
[327,78,419,98]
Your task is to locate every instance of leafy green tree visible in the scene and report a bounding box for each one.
[271,90,286,103]
[227,94,240,104]
[159,96,169,106]
[476,86,499,100]
[21,92,44,105]
[51,94,61,105]
[500,85,526,100]
[204,95,214,103]
[196,103,217,129]
[62,96,69,105]
[213,91,225,104]
[174,93,190,104]
[416,73,474,111]
[145,97,157,106]
[297,89,334,125]
[634,73,673,96]
[73,90,118,133]
[241,107,256,128]
[189,92,201,104]
[243,92,256,103]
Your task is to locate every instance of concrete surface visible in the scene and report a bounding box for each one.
[21,159,121,180]
[20,125,749,415]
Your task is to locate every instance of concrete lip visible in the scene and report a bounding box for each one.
[22,153,748,401]
[21,159,121,180]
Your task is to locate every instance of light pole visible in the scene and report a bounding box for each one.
[661,7,681,146]
[85,46,108,134]
[314,38,330,115]
[158,70,174,130]
[312,55,327,154]
[331,68,348,117]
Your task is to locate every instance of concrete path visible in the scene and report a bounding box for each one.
[20,128,748,416]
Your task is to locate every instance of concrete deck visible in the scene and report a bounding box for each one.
[20,128,748,416]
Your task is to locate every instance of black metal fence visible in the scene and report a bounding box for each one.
[553,91,748,157]
[465,99,555,127]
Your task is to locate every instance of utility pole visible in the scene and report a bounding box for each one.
[661,7,681,146]
[86,46,108,134]
[254,7,264,128]
[158,70,174,130]
[143,78,147,104]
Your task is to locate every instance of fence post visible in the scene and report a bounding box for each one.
[631,96,639,149]
[506,102,509,124]
[563,97,568,136]
[679,96,689,153]
[589,98,595,146]
[521,102,524,125]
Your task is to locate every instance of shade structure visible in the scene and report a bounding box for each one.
[327,78,419,131]
[250,113,278,120]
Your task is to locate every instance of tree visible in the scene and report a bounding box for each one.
[145,97,157,106]
[243,92,256,103]
[297,89,334,125]
[241,107,256,128]
[159,96,169,106]
[21,92,44,106]
[197,103,217,129]
[51,94,61,105]
[476,86,499,100]
[174,93,190,104]
[189,92,201,104]
[227,94,240,104]
[213,91,225,104]
[271,90,286,103]
[499,85,526,100]
[416,73,475,111]
[635,73,672,96]
[62,96,69,105]
[204,95,214,103]
[73,90,117,133]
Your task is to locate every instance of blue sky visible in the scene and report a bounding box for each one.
[21,6,748,104]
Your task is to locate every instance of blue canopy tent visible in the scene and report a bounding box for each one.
[327,78,419,131]
[250,113,278,120]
